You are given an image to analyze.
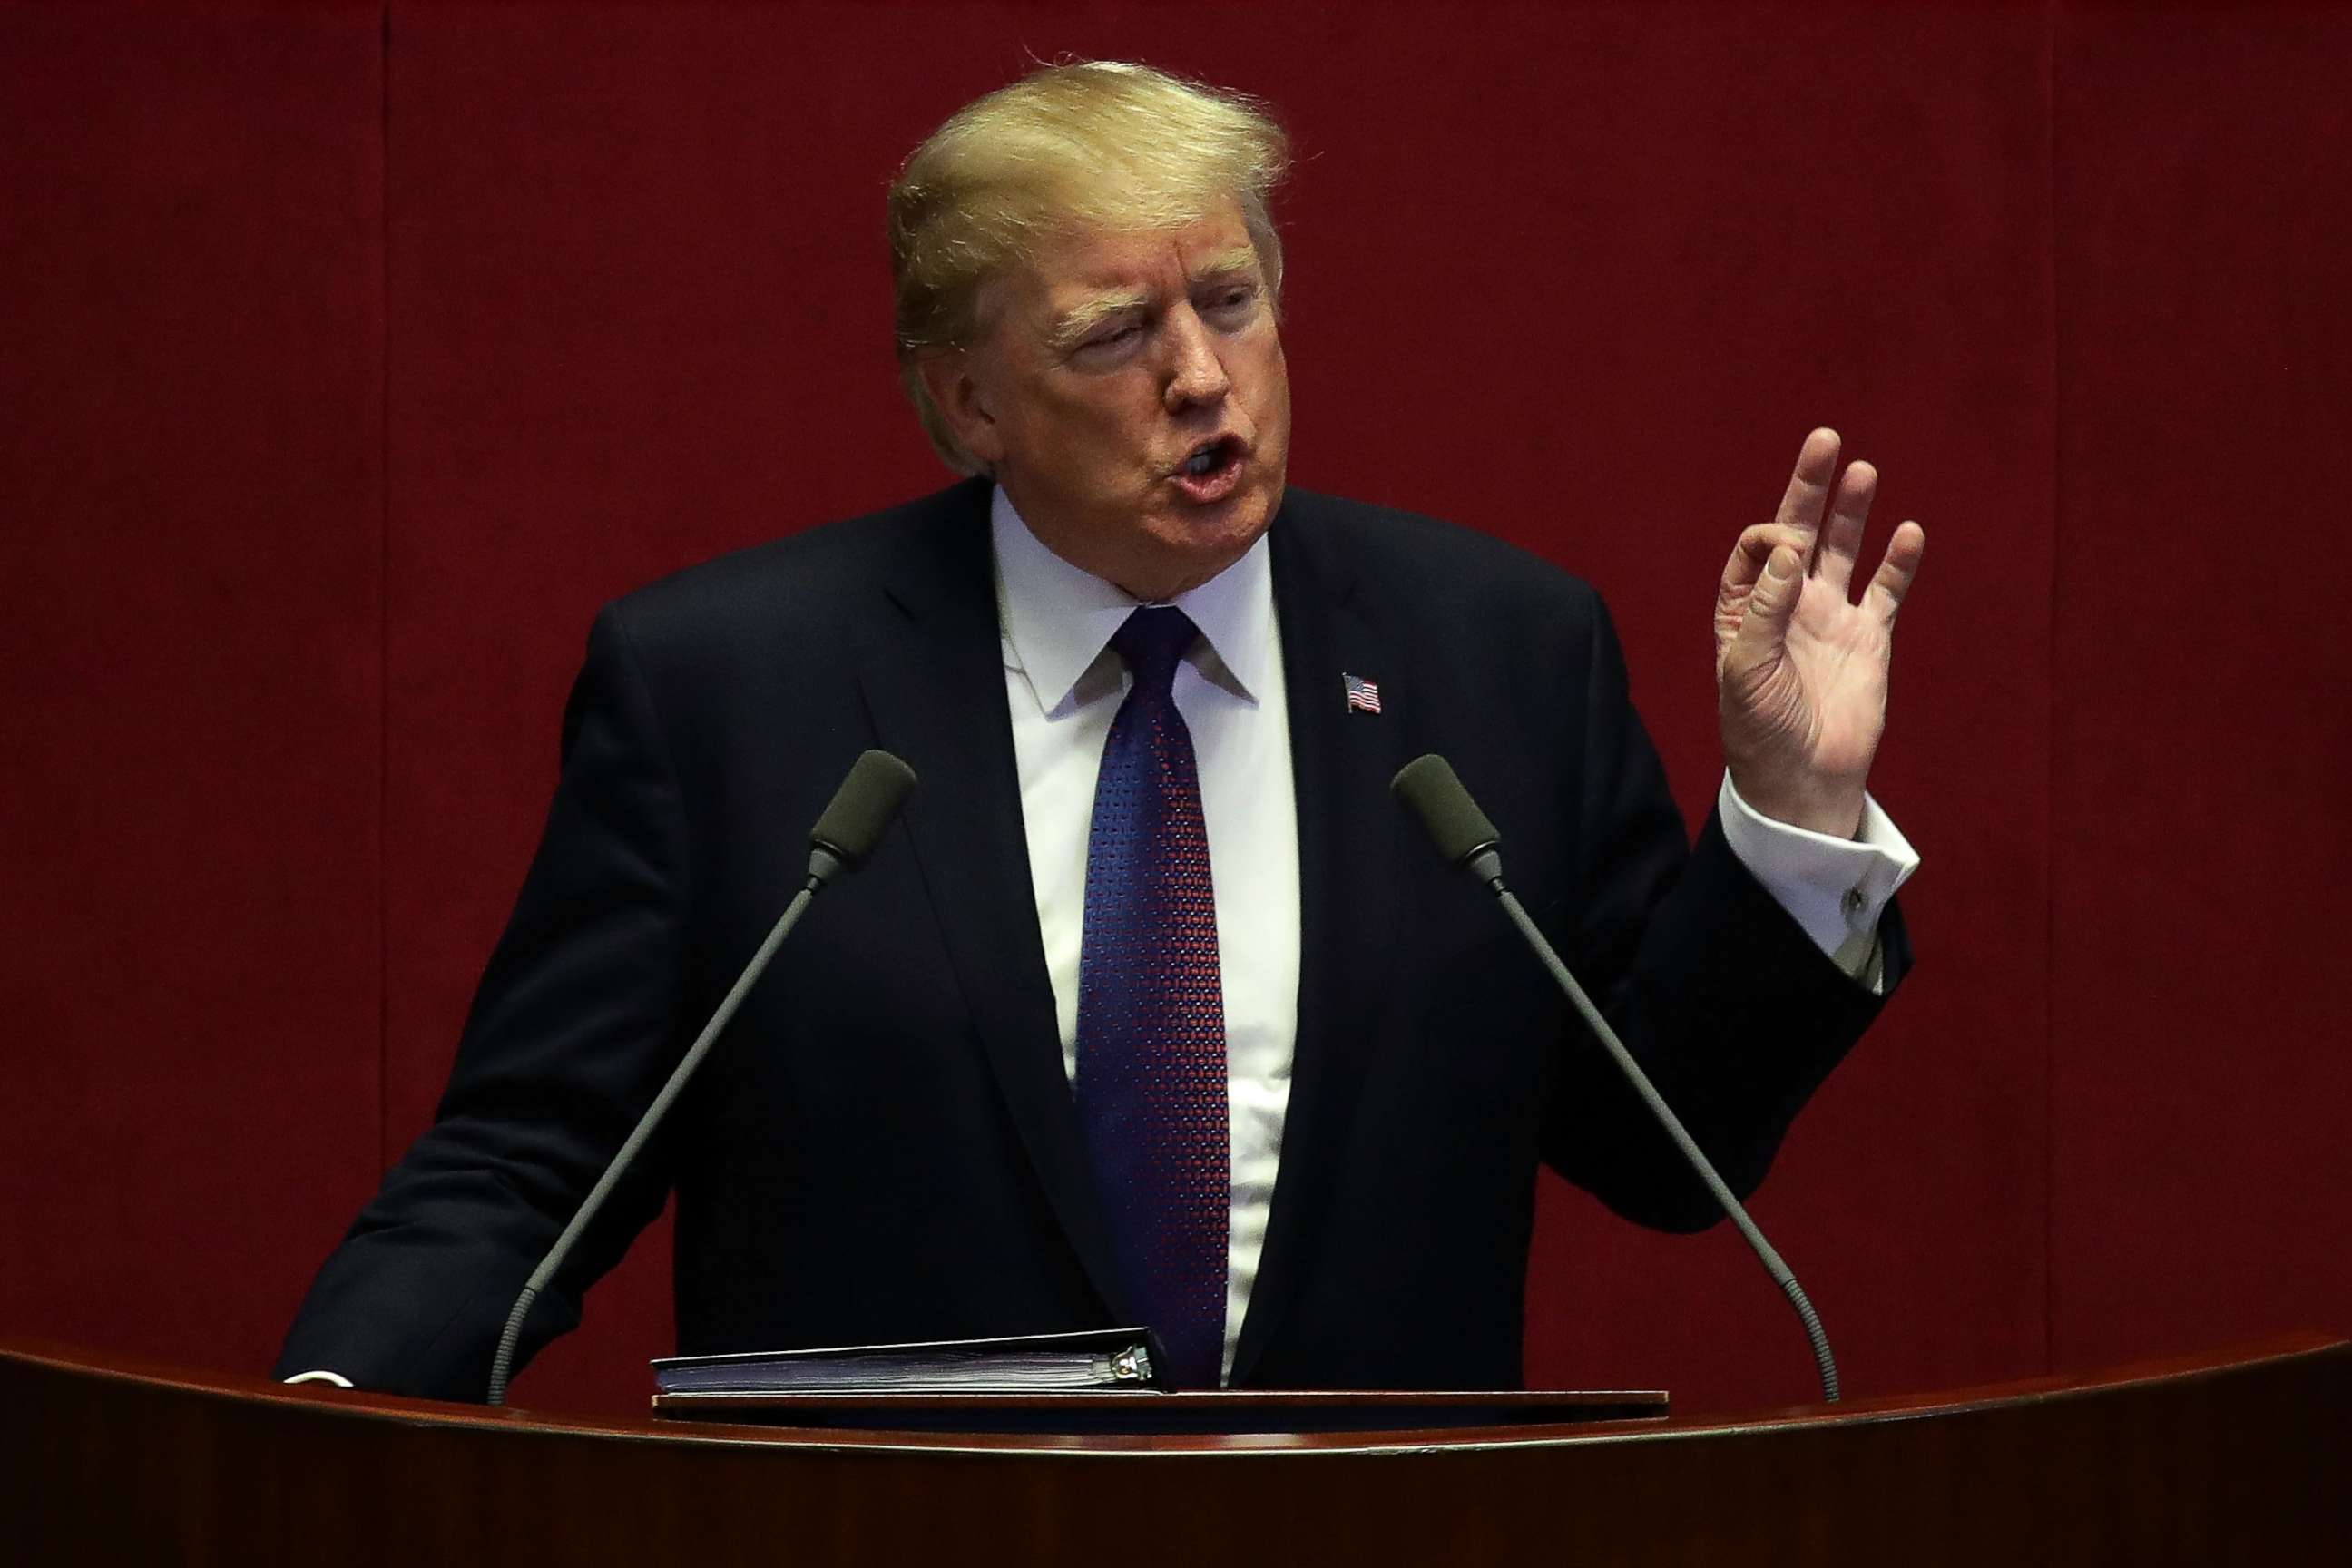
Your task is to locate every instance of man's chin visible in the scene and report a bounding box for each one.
[1142,492,1278,594]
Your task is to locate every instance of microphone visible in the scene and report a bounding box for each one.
[1392,754,1843,1404]
[485,749,918,1406]
[808,750,918,882]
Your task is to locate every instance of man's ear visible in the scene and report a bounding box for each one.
[916,351,1004,470]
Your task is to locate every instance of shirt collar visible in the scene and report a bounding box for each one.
[991,484,1275,716]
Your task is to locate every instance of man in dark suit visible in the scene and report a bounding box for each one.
[278,62,1924,1401]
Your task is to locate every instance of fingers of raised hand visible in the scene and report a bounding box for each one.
[1773,426,1844,545]
[1815,460,1877,595]
[1718,524,1815,662]
[1865,520,1926,624]
[1726,538,1807,672]
[1722,521,1816,595]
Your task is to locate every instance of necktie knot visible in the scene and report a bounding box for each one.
[1111,605,1197,701]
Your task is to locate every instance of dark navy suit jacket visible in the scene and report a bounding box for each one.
[276,478,1905,1400]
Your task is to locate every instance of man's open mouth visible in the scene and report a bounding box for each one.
[1172,436,1246,500]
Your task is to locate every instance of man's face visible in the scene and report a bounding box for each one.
[927,198,1292,601]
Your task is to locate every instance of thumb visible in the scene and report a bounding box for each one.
[1730,544,1804,669]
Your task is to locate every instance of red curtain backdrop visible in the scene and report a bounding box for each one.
[4,1,2346,1416]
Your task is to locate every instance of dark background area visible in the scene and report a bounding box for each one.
[3,0,2346,1416]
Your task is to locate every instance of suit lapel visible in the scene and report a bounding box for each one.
[1230,506,1410,1385]
[854,487,1124,1321]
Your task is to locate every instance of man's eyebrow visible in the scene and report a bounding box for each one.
[1187,247,1264,286]
[1047,289,1152,352]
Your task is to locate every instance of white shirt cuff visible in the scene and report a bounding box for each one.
[281,1369,354,1388]
[1718,771,1918,985]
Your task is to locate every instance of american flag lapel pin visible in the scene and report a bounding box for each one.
[1342,671,1383,715]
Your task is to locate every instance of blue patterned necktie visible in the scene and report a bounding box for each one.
[1073,605,1230,1389]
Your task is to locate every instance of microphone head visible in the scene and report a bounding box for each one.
[1391,754,1503,873]
[808,750,918,870]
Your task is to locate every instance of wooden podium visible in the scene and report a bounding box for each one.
[4,1333,2345,1563]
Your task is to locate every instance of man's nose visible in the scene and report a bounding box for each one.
[1161,306,1232,411]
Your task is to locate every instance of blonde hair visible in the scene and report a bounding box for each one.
[888,61,1290,472]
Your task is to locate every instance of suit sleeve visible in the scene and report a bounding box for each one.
[1536,593,1909,1231]
[272,604,693,1399]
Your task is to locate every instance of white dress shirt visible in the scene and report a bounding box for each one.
[989,485,1918,1384]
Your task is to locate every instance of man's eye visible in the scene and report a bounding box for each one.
[1083,323,1142,351]
[1204,286,1258,318]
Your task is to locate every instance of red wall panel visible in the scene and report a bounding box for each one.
[0,3,385,1371]
[2048,2,2352,1368]
[3,0,2345,1423]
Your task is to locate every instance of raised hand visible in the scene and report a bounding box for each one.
[1714,428,1926,838]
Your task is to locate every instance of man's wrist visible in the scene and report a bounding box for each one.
[1721,763,1867,839]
